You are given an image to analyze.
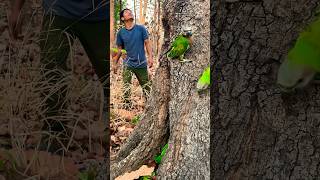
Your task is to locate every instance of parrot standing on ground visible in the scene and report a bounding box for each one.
[166,30,193,63]
[277,15,320,92]
[197,66,210,91]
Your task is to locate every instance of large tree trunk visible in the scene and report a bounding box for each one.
[110,0,210,179]
[139,0,143,24]
[211,0,320,179]
[110,0,115,46]
[134,0,137,24]
[141,0,148,24]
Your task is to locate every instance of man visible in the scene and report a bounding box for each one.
[113,8,153,109]
[9,0,109,154]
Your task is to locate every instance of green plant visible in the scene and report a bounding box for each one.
[131,115,141,125]
[78,165,97,180]
[0,159,5,171]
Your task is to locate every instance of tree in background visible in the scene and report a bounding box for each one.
[110,0,210,179]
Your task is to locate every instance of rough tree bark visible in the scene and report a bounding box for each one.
[110,0,115,46]
[212,0,320,179]
[142,0,148,24]
[110,0,210,179]
[139,0,143,24]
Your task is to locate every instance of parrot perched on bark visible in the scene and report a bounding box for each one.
[166,30,193,63]
[277,15,320,92]
[154,143,168,165]
[136,144,168,180]
[197,66,210,91]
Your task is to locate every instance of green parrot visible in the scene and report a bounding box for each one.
[135,144,169,180]
[277,15,320,92]
[110,48,127,54]
[137,176,152,180]
[166,30,193,63]
[197,66,210,91]
[154,143,168,165]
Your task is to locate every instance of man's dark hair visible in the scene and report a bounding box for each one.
[120,8,131,20]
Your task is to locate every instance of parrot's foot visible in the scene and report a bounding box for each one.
[180,59,192,63]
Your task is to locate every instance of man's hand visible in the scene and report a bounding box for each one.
[144,39,153,68]
[111,46,123,73]
[148,56,153,68]
[112,56,120,74]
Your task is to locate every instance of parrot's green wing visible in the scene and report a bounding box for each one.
[154,143,168,165]
[110,48,127,54]
[121,49,127,54]
[138,176,152,180]
[197,67,210,91]
[288,16,320,71]
[167,35,190,59]
[277,15,320,90]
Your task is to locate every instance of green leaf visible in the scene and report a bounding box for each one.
[78,172,89,180]
[0,159,5,171]
[131,115,141,125]
[78,166,97,180]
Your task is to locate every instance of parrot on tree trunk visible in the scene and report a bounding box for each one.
[197,66,210,91]
[136,143,168,180]
[154,143,168,165]
[277,15,320,92]
[166,29,193,63]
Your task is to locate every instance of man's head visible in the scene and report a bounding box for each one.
[182,26,192,38]
[120,9,134,22]
[277,57,316,92]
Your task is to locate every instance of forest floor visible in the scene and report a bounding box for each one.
[110,57,156,180]
[0,1,156,179]
[0,1,143,180]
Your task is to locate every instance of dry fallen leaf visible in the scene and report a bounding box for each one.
[0,149,79,179]
[115,165,154,180]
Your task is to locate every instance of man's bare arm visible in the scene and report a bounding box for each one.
[145,39,153,59]
[144,39,153,68]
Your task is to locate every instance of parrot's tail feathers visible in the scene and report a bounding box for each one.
[159,47,172,60]
[196,82,209,91]
[180,59,192,63]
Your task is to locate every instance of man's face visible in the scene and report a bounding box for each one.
[123,10,134,22]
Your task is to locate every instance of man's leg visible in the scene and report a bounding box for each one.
[122,66,133,109]
[73,21,109,120]
[132,68,151,99]
[39,14,75,153]
[74,21,109,96]
[73,21,110,158]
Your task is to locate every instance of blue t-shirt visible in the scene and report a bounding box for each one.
[116,24,149,68]
[43,0,108,22]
